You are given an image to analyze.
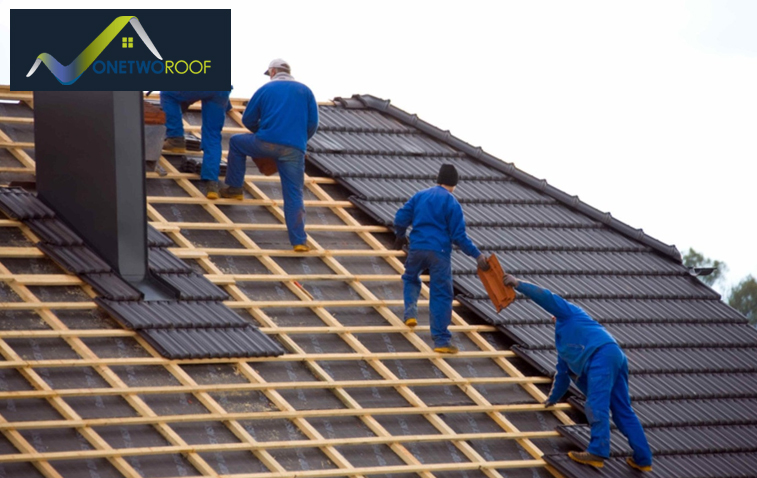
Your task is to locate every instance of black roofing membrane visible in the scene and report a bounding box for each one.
[151,202,218,223]
[144,177,191,197]
[0,282,23,301]
[0,149,24,170]
[217,203,283,224]
[52,308,121,329]
[0,224,35,246]
[80,336,158,359]
[197,451,269,475]
[0,397,61,422]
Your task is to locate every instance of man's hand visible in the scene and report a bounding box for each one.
[503,273,520,288]
[543,399,556,408]
[476,254,491,271]
[393,236,408,251]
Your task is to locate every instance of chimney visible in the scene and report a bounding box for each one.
[33,91,174,299]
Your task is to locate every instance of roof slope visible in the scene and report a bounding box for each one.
[307,95,757,477]
[0,90,571,478]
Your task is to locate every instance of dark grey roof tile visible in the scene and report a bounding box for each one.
[467,226,646,251]
[148,248,193,274]
[456,274,718,301]
[309,153,495,179]
[352,198,598,228]
[514,346,757,375]
[317,106,413,132]
[147,225,174,247]
[141,326,284,359]
[603,398,757,427]
[453,250,686,275]
[501,323,757,350]
[461,296,743,326]
[36,243,111,274]
[340,177,552,203]
[81,273,142,301]
[0,188,55,219]
[546,452,757,478]
[26,218,83,246]
[310,131,459,156]
[95,299,248,329]
[558,424,757,456]
[156,273,229,301]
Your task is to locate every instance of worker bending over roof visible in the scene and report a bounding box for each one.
[503,274,653,472]
[223,59,319,253]
[161,91,231,199]
[394,164,489,354]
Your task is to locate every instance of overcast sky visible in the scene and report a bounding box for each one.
[1,1,755,294]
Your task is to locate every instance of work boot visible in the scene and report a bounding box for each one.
[293,244,310,253]
[205,181,219,200]
[220,186,244,200]
[404,317,417,327]
[433,344,459,354]
[626,457,652,472]
[163,137,186,153]
[568,451,604,468]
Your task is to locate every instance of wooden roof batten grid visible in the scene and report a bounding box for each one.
[0,89,570,478]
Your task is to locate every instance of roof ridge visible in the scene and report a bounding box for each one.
[333,95,682,264]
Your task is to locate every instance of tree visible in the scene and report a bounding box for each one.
[682,248,728,288]
[729,275,757,325]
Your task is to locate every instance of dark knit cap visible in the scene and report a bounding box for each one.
[436,164,459,186]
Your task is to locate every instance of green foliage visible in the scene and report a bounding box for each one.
[728,275,757,325]
[682,247,728,287]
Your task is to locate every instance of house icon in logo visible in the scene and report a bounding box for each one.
[26,16,162,85]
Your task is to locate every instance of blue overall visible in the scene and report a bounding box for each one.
[395,186,481,347]
[226,77,318,247]
[160,91,230,181]
[516,282,653,466]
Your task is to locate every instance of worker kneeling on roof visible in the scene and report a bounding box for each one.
[394,164,489,354]
[222,59,319,253]
[160,90,232,199]
[503,274,653,472]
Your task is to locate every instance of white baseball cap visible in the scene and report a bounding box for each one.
[264,58,291,76]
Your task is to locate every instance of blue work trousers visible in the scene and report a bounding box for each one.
[402,250,453,347]
[576,343,653,467]
[226,134,307,246]
[160,91,230,181]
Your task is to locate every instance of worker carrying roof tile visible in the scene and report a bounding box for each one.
[503,274,653,472]
[223,59,319,252]
[394,164,489,354]
[160,90,232,199]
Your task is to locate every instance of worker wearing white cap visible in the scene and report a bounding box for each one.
[222,59,319,252]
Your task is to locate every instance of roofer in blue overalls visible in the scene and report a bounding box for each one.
[503,273,653,472]
[161,90,231,199]
[394,164,489,354]
[221,59,319,253]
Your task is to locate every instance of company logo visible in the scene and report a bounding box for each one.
[11,9,231,91]
[26,16,162,85]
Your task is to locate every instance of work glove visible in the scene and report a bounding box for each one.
[503,273,520,288]
[393,236,408,251]
[543,399,556,408]
[476,254,491,272]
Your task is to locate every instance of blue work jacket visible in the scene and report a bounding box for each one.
[394,186,481,258]
[242,80,318,152]
[516,282,617,401]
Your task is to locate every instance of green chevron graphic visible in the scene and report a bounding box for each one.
[26,16,162,85]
